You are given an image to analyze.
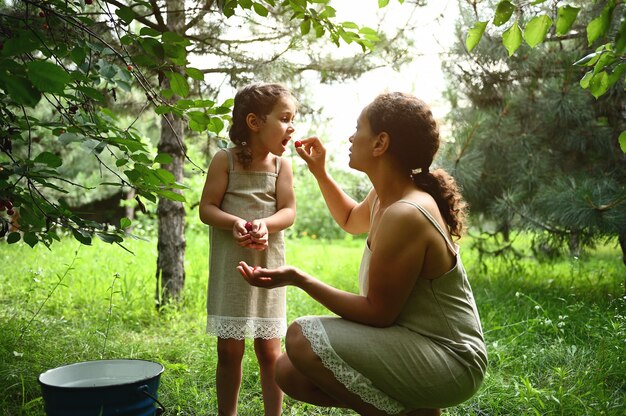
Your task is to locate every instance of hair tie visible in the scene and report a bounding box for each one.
[241,141,247,146]
[411,167,429,177]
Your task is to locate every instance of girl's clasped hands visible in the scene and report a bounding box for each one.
[234,219,269,251]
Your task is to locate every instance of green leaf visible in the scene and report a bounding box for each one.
[524,15,552,48]
[155,105,173,115]
[115,6,135,24]
[77,85,105,102]
[26,61,71,94]
[5,76,41,107]
[208,117,225,134]
[59,132,84,144]
[607,63,626,87]
[2,31,39,56]
[240,0,253,8]
[342,21,359,29]
[586,7,611,46]
[34,151,62,168]
[96,233,124,244]
[589,71,609,98]
[155,168,176,184]
[157,189,186,202]
[321,5,336,19]
[72,228,92,245]
[378,0,389,7]
[163,32,190,47]
[573,51,601,67]
[253,3,269,17]
[70,46,88,65]
[140,27,161,37]
[300,19,311,36]
[593,51,617,74]
[164,44,187,66]
[185,67,204,81]
[466,21,488,52]
[187,110,210,125]
[7,232,21,244]
[556,5,580,36]
[120,217,132,228]
[494,0,515,27]
[359,27,380,41]
[619,131,626,154]
[188,119,206,132]
[502,22,523,56]
[313,21,325,38]
[154,153,173,164]
[140,37,165,59]
[579,70,593,89]
[23,232,39,248]
[165,71,190,98]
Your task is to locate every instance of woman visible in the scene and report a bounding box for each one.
[238,92,487,415]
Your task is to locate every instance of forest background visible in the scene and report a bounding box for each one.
[0,0,625,415]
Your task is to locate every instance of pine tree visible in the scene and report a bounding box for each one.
[441,0,626,261]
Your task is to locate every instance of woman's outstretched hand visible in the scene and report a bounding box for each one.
[237,261,299,289]
[295,136,326,177]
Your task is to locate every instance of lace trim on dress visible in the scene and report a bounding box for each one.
[296,316,405,414]
[207,315,286,340]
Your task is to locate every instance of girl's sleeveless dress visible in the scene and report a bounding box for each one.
[295,200,488,413]
[206,149,287,340]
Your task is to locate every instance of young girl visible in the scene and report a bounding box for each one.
[199,83,297,416]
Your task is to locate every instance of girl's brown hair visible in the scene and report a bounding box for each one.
[229,83,296,168]
[366,92,467,238]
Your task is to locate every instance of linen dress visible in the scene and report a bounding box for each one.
[295,200,488,413]
[206,149,287,340]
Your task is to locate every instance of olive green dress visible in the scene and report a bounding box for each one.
[206,149,287,340]
[295,200,487,413]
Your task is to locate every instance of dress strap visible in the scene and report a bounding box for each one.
[398,200,458,255]
[369,194,378,223]
[222,148,234,172]
[275,156,281,174]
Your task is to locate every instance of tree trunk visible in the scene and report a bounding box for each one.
[155,108,186,305]
[155,0,186,305]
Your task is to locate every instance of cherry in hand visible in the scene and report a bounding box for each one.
[294,140,302,148]
[244,221,253,232]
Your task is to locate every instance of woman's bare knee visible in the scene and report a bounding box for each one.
[274,353,297,393]
[285,322,316,369]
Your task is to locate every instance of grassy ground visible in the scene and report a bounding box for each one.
[0,231,624,415]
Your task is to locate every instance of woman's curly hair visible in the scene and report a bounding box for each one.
[229,83,296,169]
[366,92,468,238]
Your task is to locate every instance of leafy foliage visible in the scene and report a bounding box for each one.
[442,2,626,256]
[463,0,625,151]
[0,0,398,249]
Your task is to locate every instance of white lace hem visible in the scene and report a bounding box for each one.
[207,315,286,340]
[296,316,405,414]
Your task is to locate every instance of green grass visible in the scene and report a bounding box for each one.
[0,231,624,415]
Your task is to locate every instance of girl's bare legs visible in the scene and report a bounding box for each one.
[216,338,245,416]
[254,337,284,416]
